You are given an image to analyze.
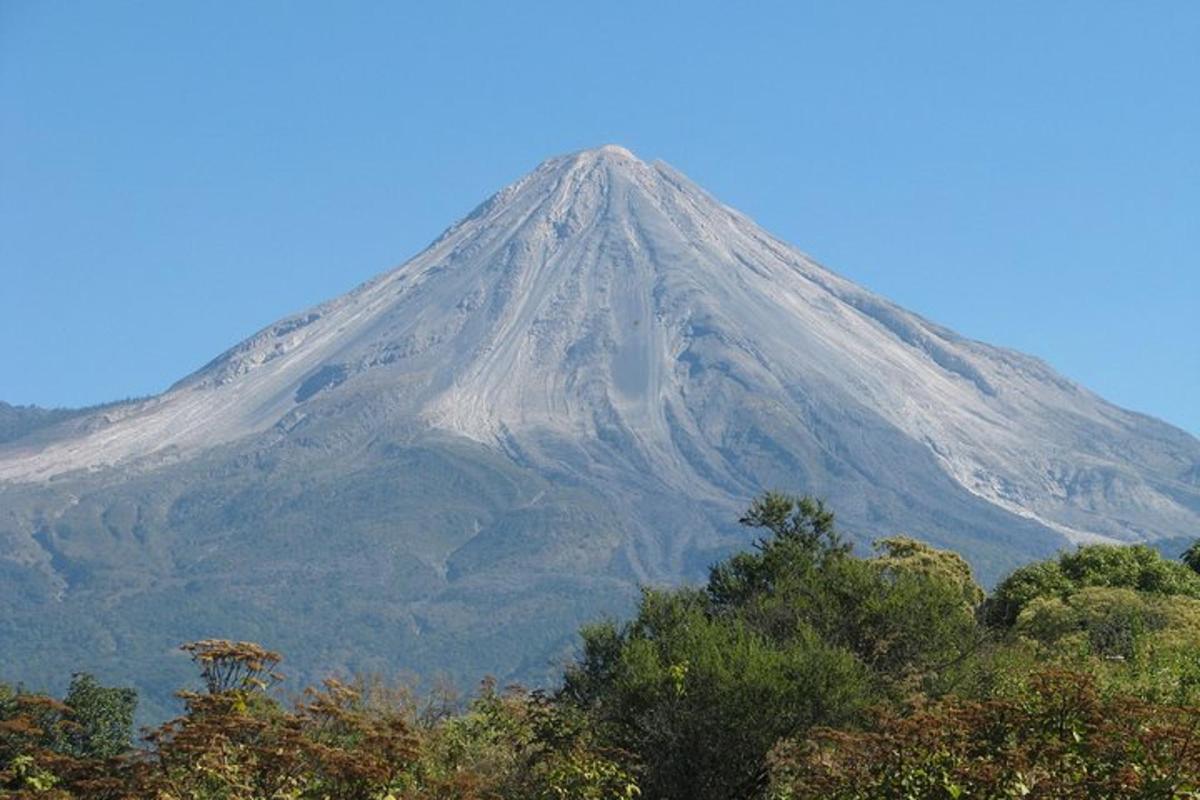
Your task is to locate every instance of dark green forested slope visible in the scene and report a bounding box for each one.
[0,402,80,445]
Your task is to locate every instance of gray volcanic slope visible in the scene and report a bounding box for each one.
[2,146,1198,717]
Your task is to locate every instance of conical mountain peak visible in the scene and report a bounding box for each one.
[431,145,664,246]
[523,143,666,200]
[499,144,713,219]
[591,143,637,157]
[568,143,642,165]
[561,144,653,179]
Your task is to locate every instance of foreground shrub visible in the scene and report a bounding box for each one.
[768,669,1200,800]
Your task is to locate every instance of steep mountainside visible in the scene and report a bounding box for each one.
[2,146,1197,717]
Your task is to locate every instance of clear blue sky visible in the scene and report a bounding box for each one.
[2,2,1197,434]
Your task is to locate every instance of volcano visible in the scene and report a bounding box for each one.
[2,146,1197,715]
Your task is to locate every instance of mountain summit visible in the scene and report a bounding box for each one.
[2,146,1198,712]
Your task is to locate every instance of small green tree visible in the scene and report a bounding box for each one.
[55,673,137,760]
[1182,539,1200,575]
[563,589,869,800]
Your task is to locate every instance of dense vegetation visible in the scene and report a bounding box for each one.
[0,402,81,445]
[4,493,1200,798]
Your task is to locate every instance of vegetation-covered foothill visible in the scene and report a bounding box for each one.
[4,493,1200,798]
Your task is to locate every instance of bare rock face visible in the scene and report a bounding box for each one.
[1,147,1197,715]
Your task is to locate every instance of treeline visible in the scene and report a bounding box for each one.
[5,493,1200,798]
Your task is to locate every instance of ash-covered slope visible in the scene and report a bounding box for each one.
[2,146,1197,713]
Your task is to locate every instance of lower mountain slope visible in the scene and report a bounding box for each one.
[0,386,1090,720]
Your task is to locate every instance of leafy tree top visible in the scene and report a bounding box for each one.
[871,536,985,608]
[708,493,849,611]
[987,543,1200,627]
[179,639,284,695]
